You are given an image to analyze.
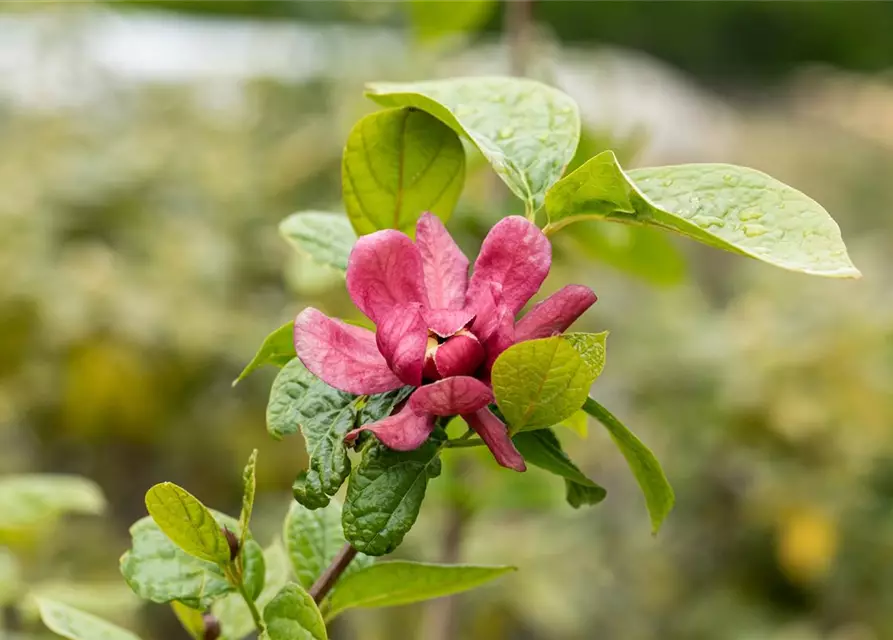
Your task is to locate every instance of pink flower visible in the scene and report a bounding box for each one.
[293,214,596,471]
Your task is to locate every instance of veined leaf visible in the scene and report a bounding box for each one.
[545,151,860,278]
[342,107,465,236]
[263,584,327,640]
[343,437,443,556]
[367,77,580,213]
[582,397,674,533]
[239,450,258,551]
[145,483,232,565]
[266,359,360,510]
[279,211,356,272]
[562,331,608,380]
[327,561,515,619]
[120,513,243,609]
[233,322,295,386]
[37,598,141,640]
[491,337,591,433]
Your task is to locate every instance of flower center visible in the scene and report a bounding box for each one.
[422,329,485,381]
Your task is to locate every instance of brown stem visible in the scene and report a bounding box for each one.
[309,542,358,604]
[505,0,535,77]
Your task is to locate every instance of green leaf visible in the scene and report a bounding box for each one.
[120,513,241,608]
[239,450,258,551]
[512,429,606,508]
[342,437,443,556]
[279,211,356,272]
[327,561,515,619]
[582,397,674,533]
[408,0,497,42]
[545,151,860,278]
[266,361,362,509]
[37,598,141,640]
[145,483,232,565]
[491,337,592,433]
[170,602,204,640]
[0,474,105,539]
[241,539,266,602]
[366,77,580,213]
[233,322,295,386]
[561,331,608,380]
[358,386,413,427]
[283,500,372,591]
[212,543,291,640]
[342,107,465,236]
[559,410,588,438]
[263,584,327,640]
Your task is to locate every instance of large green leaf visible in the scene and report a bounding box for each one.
[407,0,497,42]
[512,429,606,508]
[263,584,327,640]
[120,513,241,608]
[342,107,465,236]
[212,542,292,640]
[37,598,141,640]
[283,501,372,591]
[0,474,105,538]
[239,450,258,551]
[545,151,860,278]
[358,386,414,427]
[278,211,356,272]
[491,337,592,433]
[266,359,361,510]
[145,483,232,565]
[241,539,266,602]
[342,438,443,556]
[367,77,580,213]
[327,561,515,619]
[582,397,674,533]
[233,322,295,386]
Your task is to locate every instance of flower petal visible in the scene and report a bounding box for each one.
[416,212,469,310]
[514,285,598,342]
[466,282,514,373]
[344,401,435,451]
[463,408,526,472]
[346,229,428,323]
[467,216,551,315]
[375,304,428,386]
[434,333,485,379]
[423,308,475,338]
[294,308,403,395]
[411,377,493,416]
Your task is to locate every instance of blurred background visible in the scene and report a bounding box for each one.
[1,1,892,639]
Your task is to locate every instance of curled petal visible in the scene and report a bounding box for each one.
[434,333,485,379]
[423,308,474,338]
[376,304,428,386]
[514,285,598,342]
[416,212,469,310]
[411,377,493,417]
[346,229,428,323]
[482,306,514,372]
[467,216,551,315]
[463,408,526,472]
[344,401,435,451]
[294,308,403,395]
